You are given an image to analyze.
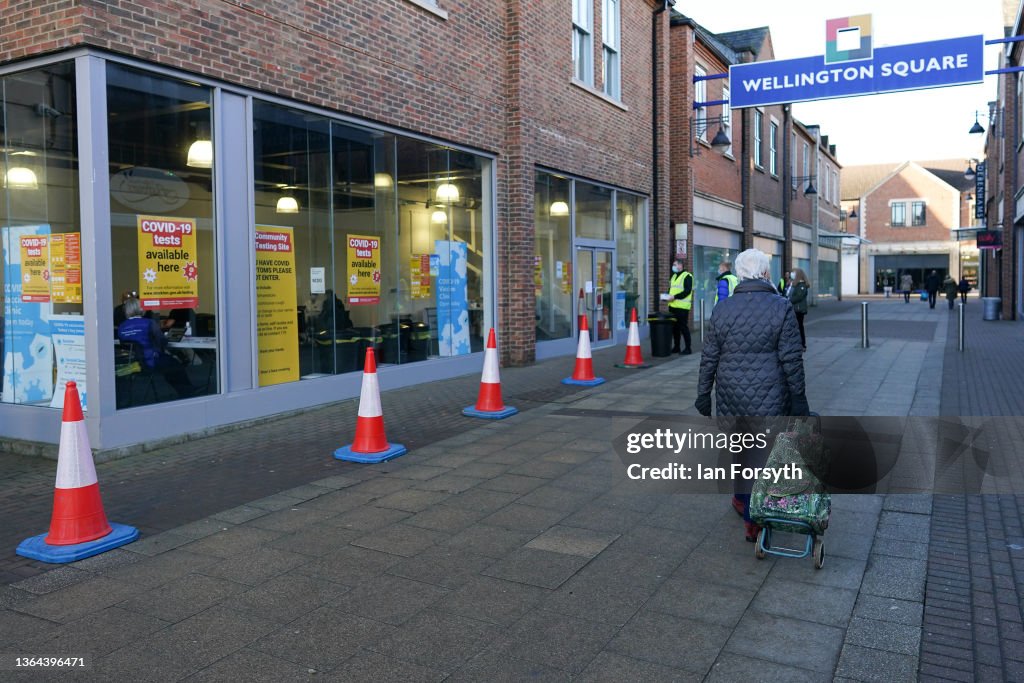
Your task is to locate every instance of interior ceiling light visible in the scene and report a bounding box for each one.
[374,172,393,188]
[549,200,569,216]
[276,196,299,214]
[436,182,459,202]
[187,139,213,169]
[431,209,448,224]
[4,166,39,190]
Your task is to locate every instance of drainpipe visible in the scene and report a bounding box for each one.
[652,0,672,307]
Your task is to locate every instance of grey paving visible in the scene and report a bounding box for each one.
[4,297,1024,679]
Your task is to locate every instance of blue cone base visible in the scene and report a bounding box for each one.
[562,377,606,386]
[463,405,519,419]
[334,442,407,463]
[16,522,139,564]
[614,363,652,369]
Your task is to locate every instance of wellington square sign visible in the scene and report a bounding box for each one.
[729,14,984,108]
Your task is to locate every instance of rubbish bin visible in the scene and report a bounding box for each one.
[982,297,1001,321]
[647,314,674,357]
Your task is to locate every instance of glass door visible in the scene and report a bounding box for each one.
[575,247,614,344]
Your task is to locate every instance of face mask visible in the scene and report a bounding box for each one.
[790,272,796,279]
[672,266,681,273]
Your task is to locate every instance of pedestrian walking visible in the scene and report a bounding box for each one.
[715,261,738,305]
[787,268,810,351]
[943,274,958,310]
[900,273,914,303]
[694,248,810,542]
[958,277,971,305]
[925,270,941,309]
[664,258,693,355]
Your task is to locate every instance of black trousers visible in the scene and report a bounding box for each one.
[903,290,911,303]
[928,291,937,308]
[795,311,806,348]
[669,307,691,352]
[960,292,968,305]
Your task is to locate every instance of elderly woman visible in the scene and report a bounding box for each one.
[695,248,810,540]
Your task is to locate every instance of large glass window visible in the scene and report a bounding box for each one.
[253,102,487,384]
[1,62,80,409]
[616,192,645,327]
[107,65,217,409]
[693,245,733,321]
[575,181,612,240]
[534,172,572,340]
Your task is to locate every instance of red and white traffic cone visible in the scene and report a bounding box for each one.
[464,329,518,419]
[616,308,650,369]
[562,315,606,386]
[17,381,138,563]
[334,348,407,463]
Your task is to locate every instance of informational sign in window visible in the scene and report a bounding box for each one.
[346,235,381,305]
[136,215,199,309]
[49,315,87,411]
[255,226,299,387]
[2,224,55,405]
[49,233,83,304]
[435,240,470,357]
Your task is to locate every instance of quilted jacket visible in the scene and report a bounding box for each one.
[697,279,806,416]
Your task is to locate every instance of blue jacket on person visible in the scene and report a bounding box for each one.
[118,316,166,368]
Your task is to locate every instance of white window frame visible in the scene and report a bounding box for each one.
[722,84,732,156]
[821,157,827,200]
[833,169,839,205]
[695,65,708,142]
[602,0,620,99]
[754,110,763,168]
[573,0,593,85]
[791,131,797,187]
[769,119,779,176]
[802,142,810,183]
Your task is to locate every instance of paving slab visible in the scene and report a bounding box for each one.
[605,608,732,673]
[484,608,618,675]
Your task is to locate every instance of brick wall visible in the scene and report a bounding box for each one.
[863,165,960,243]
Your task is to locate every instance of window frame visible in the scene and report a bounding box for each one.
[754,110,763,168]
[721,84,732,156]
[695,64,708,143]
[573,0,593,85]
[791,131,797,187]
[769,119,779,176]
[891,201,907,227]
[602,0,620,99]
[911,200,926,226]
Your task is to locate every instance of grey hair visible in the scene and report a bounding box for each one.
[123,296,143,318]
[734,248,771,280]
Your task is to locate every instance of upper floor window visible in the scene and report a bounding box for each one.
[891,202,906,227]
[821,158,828,201]
[802,142,810,181]
[769,121,778,175]
[833,170,839,205]
[791,132,797,187]
[695,65,708,142]
[602,0,620,99]
[911,201,926,226]
[573,0,593,85]
[721,84,732,155]
[754,110,763,167]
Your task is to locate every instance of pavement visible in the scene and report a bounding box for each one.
[0,296,1021,681]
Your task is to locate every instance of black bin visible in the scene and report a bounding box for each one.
[647,314,674,357]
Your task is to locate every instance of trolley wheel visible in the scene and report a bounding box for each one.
[813,538,825,570]
[755,528,767,559]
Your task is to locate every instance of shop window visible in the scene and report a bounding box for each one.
[535,172,573,341]
[107,64,217,408]
[1,62,81,410]
[616,192,645,328]
[575,181,612,240]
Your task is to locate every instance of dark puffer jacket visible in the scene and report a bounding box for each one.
[697,279,807,416]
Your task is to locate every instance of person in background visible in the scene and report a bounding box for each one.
[117,297,196,398]
[925,270,941,309]
[665,258,693,355]
[958,276,971,305]
[695,248,809,542]
[318,289,353,331]
[943,274,958,310]
[113,290,153,334]
[900,272,914,303]
[715,261,738,305]
[787,268,810,351]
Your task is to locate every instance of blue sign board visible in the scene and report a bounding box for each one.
[434,240,470,357]
[730,35,983,108]
[2,224,55,405]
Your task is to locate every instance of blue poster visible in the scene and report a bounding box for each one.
[434,240,470,356]
[2,224,54,405]
[49,315,87,411]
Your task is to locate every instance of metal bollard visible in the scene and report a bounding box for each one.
[958,302,965,352]
[860,301,869,348]
[699,299,706,343]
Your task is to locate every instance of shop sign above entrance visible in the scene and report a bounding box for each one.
[729,15,983,108]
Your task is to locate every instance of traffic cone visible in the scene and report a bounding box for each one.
[463,328,518,419]
[334,348,407,463]
[577,288,586,329]
[17,381,138,563]
[615,308,651,369]
[562,315,606,386]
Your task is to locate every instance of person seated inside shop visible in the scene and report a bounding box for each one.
[117,297,198,398]
[318,289,353,332]
[113,290,154,335]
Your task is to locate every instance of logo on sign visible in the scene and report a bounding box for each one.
[826,15,873,64]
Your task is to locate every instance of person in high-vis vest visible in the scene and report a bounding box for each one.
[715,261,739,305]
[666,259,693,354]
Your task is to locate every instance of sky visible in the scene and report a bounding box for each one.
[686,0,1010,167]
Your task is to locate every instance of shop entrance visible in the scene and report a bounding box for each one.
[575,247,614,345]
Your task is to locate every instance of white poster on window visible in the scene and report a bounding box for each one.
[48,315,87,411]
[310,267,326,294]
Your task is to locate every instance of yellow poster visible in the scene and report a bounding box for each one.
[50,233,83,304]
[137,215,198,309]
[410,254,431,299]
[255,226,299,386]
[20,234,50,303]
[346,234,381,305]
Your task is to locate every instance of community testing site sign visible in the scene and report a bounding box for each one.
[730,34,983,108]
